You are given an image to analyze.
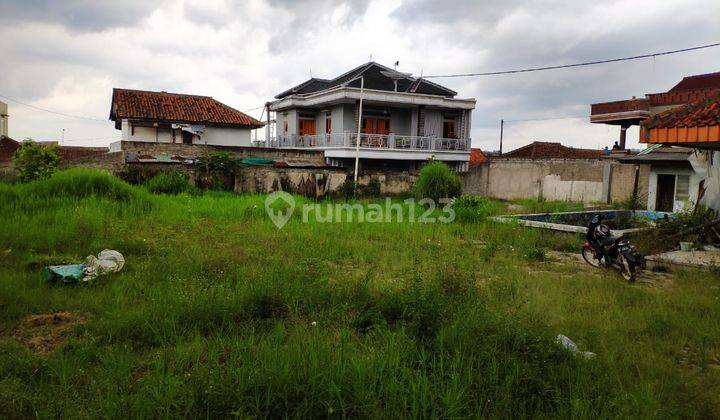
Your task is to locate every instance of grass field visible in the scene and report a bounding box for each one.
[1,169,719,418]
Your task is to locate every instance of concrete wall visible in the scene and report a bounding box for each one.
[0,101,8,137]
[234,167,414,197]
[120,141,326,164]
[461,158,651,205]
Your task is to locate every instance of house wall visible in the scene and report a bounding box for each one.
[461,158,651,205]
[120,119,251,147]
[646,166,700,212]
[202,126,252,147]
[342,104,356,133]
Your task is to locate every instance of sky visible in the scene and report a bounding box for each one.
[1,0,719,152]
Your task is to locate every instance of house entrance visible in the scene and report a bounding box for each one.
[655,174,675,212]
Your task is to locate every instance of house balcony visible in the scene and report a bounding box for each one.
[590,98,651,125]
[255,132,471,168]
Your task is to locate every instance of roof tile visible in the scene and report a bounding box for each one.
[110,88,264,127]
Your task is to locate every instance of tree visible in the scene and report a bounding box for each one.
[13,140,60,182]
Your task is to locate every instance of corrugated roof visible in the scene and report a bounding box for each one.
[110,88,264,128]
[0,136,20,161]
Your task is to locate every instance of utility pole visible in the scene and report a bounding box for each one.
[353,76,364,183]
[61,128,65,146]
[499,119,504,155]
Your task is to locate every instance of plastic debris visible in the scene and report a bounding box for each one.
[44,264,86,284]
[82,250,125,282]
[556,334,596,359]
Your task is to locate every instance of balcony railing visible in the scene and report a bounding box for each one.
[257,133,470,152]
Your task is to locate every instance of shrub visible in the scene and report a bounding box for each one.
[145,171,191,195]
[414,161,462,203]
[195,152,238,190]
[453,195,504,223]
[339,178,357,199]
[363,177,382,198]
[13,140,59,182]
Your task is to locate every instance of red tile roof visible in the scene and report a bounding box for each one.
[503,141,603,159]
[669,71,720,92]
[469,148,487,166]
[110,88,264,128]
[642,93,720,129]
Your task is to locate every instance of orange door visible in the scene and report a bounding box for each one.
[299,119,316,135]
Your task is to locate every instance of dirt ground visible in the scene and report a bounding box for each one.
[9,311,87,354]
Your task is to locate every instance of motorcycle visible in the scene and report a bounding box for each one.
[582,213,645,282]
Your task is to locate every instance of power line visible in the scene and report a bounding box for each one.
[0,93,108,122]
[423,42,720,78]
[504,115,589,123]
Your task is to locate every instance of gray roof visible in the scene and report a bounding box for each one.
[618,145,693,162]
[274,62,457,99]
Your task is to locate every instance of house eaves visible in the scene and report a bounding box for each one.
[269,86,476,111]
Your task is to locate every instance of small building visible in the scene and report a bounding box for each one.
[109,88,264,149]
[265,62,476,172]
[0,135,19,162]
[639,92,720,211]
[590,71,720,149]
[618,145,701,212]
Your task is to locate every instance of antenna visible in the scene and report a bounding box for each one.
[309,67,312,78]
[394,61,399,70]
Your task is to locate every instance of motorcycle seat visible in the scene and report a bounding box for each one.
[600,236,623,247]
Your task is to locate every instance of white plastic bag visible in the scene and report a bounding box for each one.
[83,250,125,282]
[556,334,596,359]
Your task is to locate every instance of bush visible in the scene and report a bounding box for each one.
[195,152,238,190]
[13,140,59,182]
[453,195,504,223]
[339,178,357,199]
[145,171,191,195]
[414,160,462,203]
[363,177,382,198]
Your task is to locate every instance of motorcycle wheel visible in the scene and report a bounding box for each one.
[620,256,636,282]
[582,247,603,268]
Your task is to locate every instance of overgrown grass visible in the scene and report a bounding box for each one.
[0,170,718,417]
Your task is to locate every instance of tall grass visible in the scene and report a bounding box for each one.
[0,170,718,417]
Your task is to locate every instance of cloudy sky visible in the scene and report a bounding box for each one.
[1,0,719,151]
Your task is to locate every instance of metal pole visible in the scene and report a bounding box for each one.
[353,76,364,183]
[499,119,504,155]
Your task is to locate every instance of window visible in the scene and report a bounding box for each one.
[325,113,332,134]
[443,119,457,139]
[675,174,690,201]
[361,117,390,134]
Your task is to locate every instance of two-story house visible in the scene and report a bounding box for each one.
[265,62,476,171]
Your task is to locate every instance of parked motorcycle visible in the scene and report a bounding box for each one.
[582,213,645,282]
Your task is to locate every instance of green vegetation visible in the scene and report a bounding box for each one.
[13,140,60,182]
[414,160,462,202]
[145,171,192,195]
[0,170,719,418]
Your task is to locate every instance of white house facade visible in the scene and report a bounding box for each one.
[263,62,476,172]
[110,88,263,149]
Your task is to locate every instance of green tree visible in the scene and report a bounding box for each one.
[13,140,60,182]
